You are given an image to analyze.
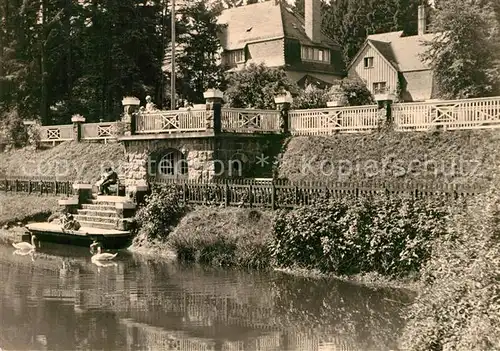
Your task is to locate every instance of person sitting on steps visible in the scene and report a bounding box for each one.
[97,167,118,195]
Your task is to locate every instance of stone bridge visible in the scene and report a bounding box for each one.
[118,90,289,188]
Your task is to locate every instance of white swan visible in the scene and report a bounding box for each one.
[12,235,36,251]
[89,240,101,255]
[91,246,117,261]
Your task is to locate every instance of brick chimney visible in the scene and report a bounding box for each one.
[305,0,321,43]
[418,5,427,35]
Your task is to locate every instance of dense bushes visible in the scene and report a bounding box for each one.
[224,63,300,109]
[133,184,186,245]
[291,79,375,110]
[224,63,374,110]
[292,84,329,109]
[271,196,450,277]
[135,184,451,278]
[400,189,500,350]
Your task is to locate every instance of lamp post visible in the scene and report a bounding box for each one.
[170,0,176,110]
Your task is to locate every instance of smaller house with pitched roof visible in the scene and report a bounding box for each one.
[347,5,437,102]
[217,0,344,88]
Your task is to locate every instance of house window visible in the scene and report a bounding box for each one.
[301,46,331,63]
[157,150,188,179]
[373,82,387,94]
[364,57,374,68]
[226,49,245,65]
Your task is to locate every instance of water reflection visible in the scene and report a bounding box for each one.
[0,240,410,351]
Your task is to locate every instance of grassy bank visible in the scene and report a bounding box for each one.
[0,193,59,226]
[278,130,500,185]
[169,207,274,269]
[0,141,127,181]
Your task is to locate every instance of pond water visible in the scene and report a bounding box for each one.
[0,240,410,351]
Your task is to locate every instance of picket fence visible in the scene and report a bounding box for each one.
[2,176,485,209]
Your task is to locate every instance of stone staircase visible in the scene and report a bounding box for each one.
[72,195,136,231]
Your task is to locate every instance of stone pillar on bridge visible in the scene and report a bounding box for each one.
[71,114,86,142]
[121,96,141,136]
[274,92,293,134]
[203,89,224,133]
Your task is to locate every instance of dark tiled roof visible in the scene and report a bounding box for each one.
[218,2,284,50]
[218,1,338,50]
[368,40,398,69]
[297,74,333,89]
[280,5,338,48]
[367,31,438,72]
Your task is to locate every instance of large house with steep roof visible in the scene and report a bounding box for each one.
[217,0,344,88]
[347,5,438,102]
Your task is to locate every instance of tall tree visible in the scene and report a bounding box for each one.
[323,0,429,65]
[421,0,500,98]
[292,0,305,17]
[0,0,41,117]
[1,0,171,128]
[72,0,165,121]
[176,0,225,103]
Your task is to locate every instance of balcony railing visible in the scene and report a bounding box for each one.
[393,96,500,131]
[135,110,208,134]
[289,105,380,135]
[221,108,281,133]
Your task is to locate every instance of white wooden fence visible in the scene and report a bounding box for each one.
[36,96,500,141]
[221,108,281,133]
[288,105,381,135]
[39,122,118,143]
[39,125,75,143]
[135,110,207,134]
[392,96,500,131]
[81,122,117,141]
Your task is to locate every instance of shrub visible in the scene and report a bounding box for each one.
[271,198,352,273]
[133,184,186,245]
[1,109,28,150]
[340,78,375,106]
[26,123,41,150]
[271,195,449,277]
[290,78,375,110]
[292,84,328,110]
[324,78,375,107]
[400,190,500,350]
[224,63,300,109]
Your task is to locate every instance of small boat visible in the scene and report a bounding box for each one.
[25,223,132,250]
